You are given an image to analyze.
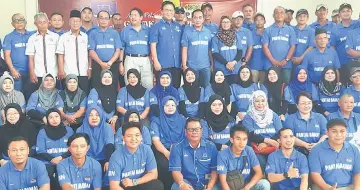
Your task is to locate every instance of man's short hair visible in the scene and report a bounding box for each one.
[81,7,93,13]
[327,119,347,129]
[8,136,29,149]
[50,12,63,19]
[242,4,253,10]
[297,91,312,104]
[97,10,110,18]
[111,13,121,18]
[34,12,48,22]
[185,117,201,129]
[278,127,293,137]
[130,7,144,17]
[161,1,176,10]
[67,133,90,147]
[230,123,249,138]
[192,9,204,18]
[122,122,142,135]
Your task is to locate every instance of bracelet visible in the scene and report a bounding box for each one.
[179,181,185,187]
[88,68,92,70]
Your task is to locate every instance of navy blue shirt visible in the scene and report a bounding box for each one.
[120,25,150,55]
[249,30,265,70]
[327,110,360,142]
[88,27,122,61]
[293,25,315,57]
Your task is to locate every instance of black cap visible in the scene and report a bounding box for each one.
[315,28,327,36]
[81,6,92,12]
[296,9,308,17]
[201,2,213,10]
[350,67,360,77]
[339,3,352,11]
[70,10,81,18]
[175,7,185,14]
[286,9,294,14]
[327,119,347,129]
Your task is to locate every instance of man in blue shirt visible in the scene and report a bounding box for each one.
[266,128,309,190]
[201,2,218,37]
[80,7,97,35]
[175,7,187,26]
[249,13,266,83]
[331,9,340,24]
[111,13,123,33]
[309,119,360,190]
[262,6,296,83]
[108,122,164,190]
[0,136,50,190]
[285,9,294,26]
[242,4,256,31]
[170,117,219,190]
[150,1,183,88]
[50,12,65,36]
[342,67,360,113]
[345,28,360,62]
[57,133,102,190]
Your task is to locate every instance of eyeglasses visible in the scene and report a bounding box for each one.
[13,18,26,23]
[351,74,360,79]
[98,17,110,20]
[298,101,312,106]
[186,127,202,132]
[221,21,231,24]
[6,112,19,117]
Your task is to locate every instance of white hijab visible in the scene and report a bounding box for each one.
[248,90,274,128]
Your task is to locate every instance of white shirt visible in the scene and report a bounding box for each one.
[56,31,89,76]
[25,30,59,77]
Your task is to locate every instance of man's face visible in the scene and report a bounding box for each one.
[242,6,254,20]
[327,125,347,146]
[122,127,142,150]
[338,96,355,113]
[278,129,295,150]
[296,14,308,25]
[35,16,49,31]
[97,12,110,28]
[203,7,213,20]
[69,17,81,31]
[50,14,64,29]
[185,121,202,143]
[230,131,248,151]
[112,15,122,28]
[232,17,244,28]
[130,10,142,25]
[315,8,328,20]
[315,33,328,48]
[350,71,360,85]
[12,14,26,31]
[254,15,265,28]
[192,11,204,27]
[273,8,285,22]
[285,12,293,23]
[69,137,89,159]
[8,140,29,165]
[162,4,175,21]
[332,15,340,23]
[339,8,352,20]
[175,12,185,22]
[81,9,92,22]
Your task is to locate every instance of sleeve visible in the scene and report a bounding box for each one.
[26,92,38,113]
[242,115,254,132]
[88,32,96,50]
[142,127,152,146]
[120,29,126,48]
[87,89,98,106]
[211,38,220,53]
[149,91,158,105]
[149,25,159,43]
[247,30,254,46]
[144,91,150,108]
[145,146,157,171]
[36,131,55,161]
[150,120,160,138]
[308,148,321,173]
[301,52,310,67]
[299,154,309,175]
[114,31,122,49]
[36,161,51,187]
[213,53,229,65]
[201,120,210,140]
[210,144,218,171]
[233,49,243,62]
[169,145,182,171]
[3,34,12,51]
[289,27,297,46]
[178,88,186,101]
[114,130,123,150]
[79,97,87,108]
[273,113,283,132]
[261,29,270,45]
[56,35,65,54]
[345,31,353,51]
[57,162,71,185]
[308,29,316,48]
[216,152,228,174]
[116,89,126,108]
[354,147,360,174]
[93,161,103,188]
[181,30,189,47]
[25,36,35,55]
[108,153,122,181]
[248,147,260,167]
[333,50,341,69]
[56,95,64,109]
[319,114,327,135]
[265,153,276,174]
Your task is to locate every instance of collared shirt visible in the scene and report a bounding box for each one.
[293,25,315,57]
[249,30,266,70]
[80,25,98,35]
[266,149,309,190]
[345,28,360,60]
[181,25,212,70]
[204,85,235,103]
[150,19,183,68]
[301,48,341,83]
[178,86,205,117]
[150,117,186,149]
[203,22,219,37]
[235,27,254,57]
[243,21,256,31]
[327,110,360,142]
[0,157,50,189]
[243,111,283,139]
[120,25,150,55]
[116,87,152,114]
[308,140,360,188]
[115,125,152,149]
[217,146,259,182]
[3,29,36,74]
[108,144,157,181]
[285,112,327,143]
[231,83,267,113]
[57,156,102,189]
[87,88,115,121]
[317,86,343,113]
[50,28,66,36]
[341,85,360,113]
[202,121,236,145]
[56,31,89,76]
[262,23,297,69]
[25,30,59,77]
[26,91,64,115]
[88,27,122,62]
[309,20,336,47]
[169,138,218,188]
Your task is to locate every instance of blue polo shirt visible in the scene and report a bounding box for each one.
[3,29,35,74]
[169,138,218,188]
[0,157,50,189]
[285,112,327,144]
[181,25,212,70]
[108,144,157,181]
[88,27,122,62]
[88,88,115,121]
[26,91,64,115]
[235,28,254,56]
[57,156,102,189]
[341,86,360,113]
[231,83,266,113]
[301,48,341,83]
[262,23,297,69]
[150,19,183,68]
[36,126,74,165]
[243,22,256,31]
[308,140,360,188]
[80,25,98,35]
[327,110,360,142]
[115,125,152,148]
[204,85,235,103]
[345,28,360,61]
[202,121,236,146]
[249,30,265,70]
[150,117,186,149]
[217,146,259,182]
[317,86,343,113]
[243,111,283,139]
[293,25,315,57]
[120,25,150,55]
[116,87,152,115]
[309,20,336,47]
[266,149,309,190]
[178,86,206,117]
[203,22,218,37]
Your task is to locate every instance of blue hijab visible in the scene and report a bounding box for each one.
[289,65,313,100]
[151,70,179,103]
[159,96,185,145]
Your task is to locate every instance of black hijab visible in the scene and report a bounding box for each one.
[44,108,67,141]
[211,69,232,105]
[237,65,253,88]
[96,70,117,113]
[124,109,141,124]
[182,68,201,103]
[264,66,284,104]
[126,69,146,100]
[319,66,343,96]
[205,94,233,132]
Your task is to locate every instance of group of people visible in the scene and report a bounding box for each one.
[0,1,359,190]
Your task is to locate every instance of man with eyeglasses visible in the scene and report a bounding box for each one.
[3,13,35,97]
[169,117,219,190]
[111,13,123,33]
[341,67,360,113]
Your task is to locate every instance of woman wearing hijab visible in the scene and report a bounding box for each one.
[117,69,153,126]
[264,66,294,121]
[178,68,206,118]
[212,16,243,84]
[203,94,235,151]
[88,70,118,133]
[317,66,344,116]
[59,74,87,132]
[36,108,73,190]
[76,105,114,176]
[0,72,26,125]
[242,90,282,171]
[26,73,64,127]
[205,69,233,113]
[150,96,185,190]
[114,109,151,149]
[0,103,38,166]
[231,65,266,122]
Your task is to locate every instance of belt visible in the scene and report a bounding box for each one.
[126,54,149,57]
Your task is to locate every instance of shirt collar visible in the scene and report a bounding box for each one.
[339,20,359,28]
[228,146,249,159]
[9,158,30,172]
[36,29,50,35]
[276,148,298,160]
[12,29,30,35]
[337,110,355,119]
[295,25,311,31]
[191,25,206,32]
[272,23,286,28]
[296,111,315,120]
[161,18,175,25]
[69,30,83,36]
[321,139,350,151]
[123,144,141,156]
[50,28,65,33]
[130,25,146,31]
[96,27,109,33]
[313,20,332,27]
[186,138,206,149]
[69,156,90,169]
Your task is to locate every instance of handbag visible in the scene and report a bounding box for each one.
[226,156,247,190]
[251,142,278,155]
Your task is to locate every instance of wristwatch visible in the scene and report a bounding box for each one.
[132,179,139,186]
[285,58,290,62]
[283,172,290,179]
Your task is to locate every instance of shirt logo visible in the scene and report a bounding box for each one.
[175,26,181,32]
[110,38,114,41]
[161,27,166,30]
[141,162,146,166]
[202,153,208,158]
[315,125,319,128]
[85,176,91,181]
[184,153,188,157]
[346,158,352,162]
[30,178,37,183]
[329,61,332,64]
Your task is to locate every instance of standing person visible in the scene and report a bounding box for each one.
[49,13,65,36]
[175,7,187,26]
[285,9,294,26]
[56,10,90,94]
[3,13,35,95]
[345,28,360,63]
[242,4,256,31]
[342,67,360,113]
[201,2,218,37]
[111,13,123,33]
[150,1,183,88]
[309,4,336,47]
[262,6,296,83]
[182,9,212,88]
[80,7,97,35]
[331,9,340,24]
[88,10,122,90]
[249,13,266,83]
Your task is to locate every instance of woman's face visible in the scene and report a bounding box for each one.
[268,70,279,83]
[240,68,251,82]
[160,74,171,87]
[6,108,20,125]
[101,73,113,86]
[210,99,223,115]
[88,109,100,127]
[2,79,14,93]
[297,69,307,82]
[324,69,336,82]
[254,95,267,111]
[164,100,176,115]
[128,113,140,122]
[128,73,139,86]
[43,76,55,89]
[48,112,61,127]
[221,18,232,30]
[297,96,313,114]
[66,79,78,92]
[215,71,225,84]
[185,70,196,83]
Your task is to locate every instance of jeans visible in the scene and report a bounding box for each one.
[252,179,271,190]
[195,67,211,88]
[171,179,221,190]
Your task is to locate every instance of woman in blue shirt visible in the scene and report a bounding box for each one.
[59,74,87,132]
[178,68,205,118]
[36,108,73,190]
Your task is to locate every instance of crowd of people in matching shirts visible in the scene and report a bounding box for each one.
[0,0,359,190]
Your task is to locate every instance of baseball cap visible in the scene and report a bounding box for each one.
[254,12,265,21]
[339,3,352,11]
[175,7,185,14]
[232,11,244,19]
[296,9,308,17]
[327,119,347,129]
[331,9,339,16]
[350,67,360,77]
[316,4,328,11]
[201,2,213,10]
[286,9,294,14]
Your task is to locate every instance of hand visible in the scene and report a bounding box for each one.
[100,62,109,70]
[180,182,193,190]
[241,61,247,66]
[108,116,118,125]
[0,159,8,166]
[291,57,302,65]
[237,112,245,120]
[226,61,236,71]
[221,144,228,150]
[182,65,188,72]
[57,69,66,80]
[87,69,92,79]
[119,64,125,76]
[257,143,268,150]
[303,142,313,151]
[310,143,317,150]
[264,138,279,148]
[67,115,77,124]
[329,183,337,190]
[30,72,38,84]
[50,156,62,165]
[63,120,70,126]
[121,178,134,187]
[139,114,145,120]
[154,60,162,71]
[163,150,170,160]
[42,117,47,125]
[272,60,281,67]
[324,111,330,117]
[279,114,286,121]
[104,162,109,172]
[107,61,113,67]
[287,163,300,178]
[280,59,288,67]
[10,68,21,79]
